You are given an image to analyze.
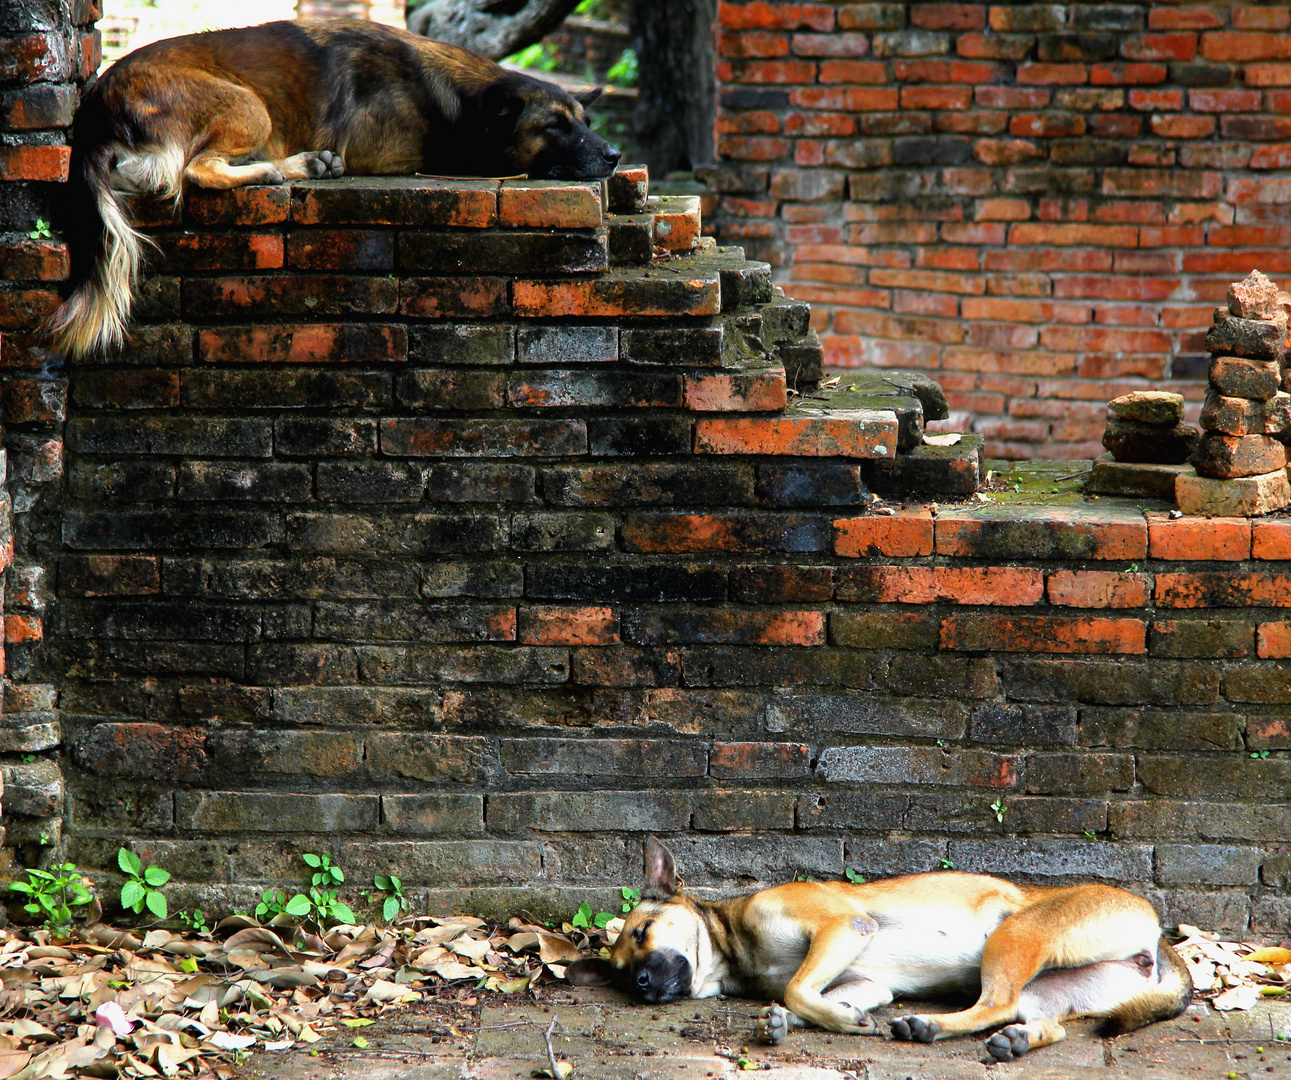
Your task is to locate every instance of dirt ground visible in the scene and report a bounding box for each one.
[247,984,1291,1080]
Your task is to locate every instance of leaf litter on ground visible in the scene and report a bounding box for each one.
[1175,924,1290,1010]
[0,910,625,1078]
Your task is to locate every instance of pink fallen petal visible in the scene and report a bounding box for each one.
[94,1002,135,1037]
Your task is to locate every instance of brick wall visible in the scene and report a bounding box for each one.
[707,2,1291,459]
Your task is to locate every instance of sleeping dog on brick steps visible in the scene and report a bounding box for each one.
[46,18,621,359]
[566,837,1192,1061]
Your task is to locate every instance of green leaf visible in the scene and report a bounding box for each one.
[146,890,168,919]
[341,1019,375,1028]
[593,912,613,928]
[144,865,171,886]
[284,894,312,917]
[121,880,145,911]
[383,896,399,922]
[303,854,322,868]
[374,875,391,890]
[388,876,401,890]
[330,902,357,925]
[180,956,200,973]
[118,849,142,877]
[571,901,593,928]
[329,866,344,883]
[351,1036,369,1048]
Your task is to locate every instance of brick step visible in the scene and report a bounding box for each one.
[648,195,702,253]
[607,165,649,213]
[696,409,899,460]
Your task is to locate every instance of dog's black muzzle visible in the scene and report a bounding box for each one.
[630,949,692,1004]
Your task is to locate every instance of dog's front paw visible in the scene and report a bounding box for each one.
[307,150,345,179]
[985,1025,1030,1061]
[757,1003,789,1046]
[890,1015,938,1043]
[848,1005,879,1035]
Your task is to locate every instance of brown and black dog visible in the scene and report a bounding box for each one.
[568,838,1192,1061]
[46,18,620,358]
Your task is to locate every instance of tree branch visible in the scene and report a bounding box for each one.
[406,0,584,60]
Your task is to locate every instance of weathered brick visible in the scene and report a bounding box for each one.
[544,463,754,507]
[817,745,1017,788]
[834,510,934,556]
[694,790,796,831]
[398,229,608,274]
[1026,752,1134,794]
[1080,708,1243,751]
[1003,658,1219,705]
[500,737,706,776]
[710,741,810,778]
[519,605,619,646]
[831,609,939,650]
[1156,844,1262,885]
[488,791,692,833]
[518,325,616,365]
[399,276,509,318]
[291,178,497,227]
[71,722,207,782]
[1150,618,1253,658]
[513,268,721,317]
[942,614,1147,654]
[624,608,826,646]
[621,512,830,553]
[380,794,485,835]
[947,839,1152,882]
[765,694,967,739]
[380,418,586,457]
[316,462,425,503]
[935,507,1147,560]
[839,565,1043,605]
[366,734,500,782]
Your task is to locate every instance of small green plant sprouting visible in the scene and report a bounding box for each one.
[302,853,356,927]
[256,888,310,921]
[939,857,955,870]
[605,47,638,87]
[10,863,94,935]
[1251,750,1270,760]
[991,798,1008,823]
[28,218,52,241]
[1084,830,1098,840]
[372,874,409,923]
[795,874,817,882]
[178,909,211,933]
[506,42,559,72]
[1127,563,1140,573]
[620,886,641,912]
[571,900,615,930]
[844,868,866,884]
[38,833,50,846]
[304,852,343,889]
[118,848,170,919]
[20,754,36,764]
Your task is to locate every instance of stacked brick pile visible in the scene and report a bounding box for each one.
[1175,271,1291,516]
[708,1,1291,458]
[1087,390,1195,499]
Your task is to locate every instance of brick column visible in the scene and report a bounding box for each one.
[0,0,95,863]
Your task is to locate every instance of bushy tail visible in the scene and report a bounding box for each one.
[42,141,145,359]
[1097,935,1193,1037]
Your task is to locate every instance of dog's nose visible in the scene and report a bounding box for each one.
[604,145,622,164]
[636,970,652,990]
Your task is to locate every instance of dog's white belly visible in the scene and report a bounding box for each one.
[844,923,986,996]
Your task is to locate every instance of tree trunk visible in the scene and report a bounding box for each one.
[406,0,583,59]
[629,0,716,175]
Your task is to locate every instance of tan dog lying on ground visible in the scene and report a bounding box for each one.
[46,18,620,358]
[568,838,1192,1061]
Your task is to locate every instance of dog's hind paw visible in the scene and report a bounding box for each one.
[307,150,345,179]
[757,1003,789,1046]
[985,1025,1030,1061]
[890,1015,938,1043]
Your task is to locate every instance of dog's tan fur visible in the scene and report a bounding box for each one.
[569,838,1192,1061]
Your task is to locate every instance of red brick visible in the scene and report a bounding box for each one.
[697,413,897,458]
[940,614,1147,654]
[1008,222,1139,247]
[1150,7,1224,31]
[1253,520,1291,559]
[684,369,787,412]
[198,324,406,365]
[911,3,985,30]
[1155,572,1291,608]
[719,2,835,31]
[1123,33,1198,62]
[1201,32,1291,62]
[791,32,871,57]
[3,238,69,281]
[0,288,61,331]
[1017,63,1088,85]
[0,33,72,83]
[1244,62,1291,86]
[1250,145,1291,169]
[4,615,42,644]
[710,742,811,778]
[718,135,794,159]
[718,30,790,57]
[1235,6,1291,31]
[399,277,508,318]
[721,58,817,82]
[1148,513,1252,560]
[498,182,602,228]
[0,145,70,182]
[1257,622,1291,658]
[834,511,934,558]
[976,86,1050,109]
[936,510,1148,560]
[1190,88,1263,112]
[893,59,1003,83]
[513,271,720,318]
[519,605,618,646]
[619,513,826,554]
[901,85,974,109]
[841,565,1043,605]
[1047,570,1148,608]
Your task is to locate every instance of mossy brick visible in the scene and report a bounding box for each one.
[934,506,1147,560]
[941,613,1147,654]
[274,418,377,457]
[397,229,608,274]
[947,839,1153,883]
[176,462,312,503]
[75,324,193,367]
[623,608,825,646]
[698,247,775,307]
[650,195,702,251]
[764,694,967,739]
[2,760,62,817]
[518,605,619,645]
[621,511,830,553]
[4,237,69,280]
[817,745,1017,788]
[176,791,378,832]
[681,645,883,689]
[500,737,705,776]
[163,555,423,601]
[508,370,683,408]
[607,212,654,265]
[759,296,813,341]
[517,325,617,365]
[1140,754,1291,800]
[867,438,982,495]
[316,461,425,502]
[1101,417,1198,464]
[182,275,398,318]
[1209,356,1282,401]
[1079,707,1242,751]
[797,792,909,832]
[207,728,363,777]
[176,682,271,722]
[63,509,277,551]
[184,185,291,226]
[286,229,395,271]
[969,703,1078,746]
[148,231,285,273]
[1203,312,1285,362]
[710,741,810,778]
[67,461,174,502]
[285,512,506,555]
[693,790,796,831]
[1155,571,1291,609]
[1026,752,1135,794]
[71,369,179,410]
[687,369,788,412]
[0,286,62,331]
[607,165,649,212]
[423,463,535,504]
[290,177,498,227]
[834,510,935,557]
[356,644,570,685]
[571,645,682,687]
[315,600,515,642]
[839,565,1044,606]
[409,323,514,365]
[696,411,898,458]
[542,462,755,507]
[1002,658,1220,706]
[365,733,500,782]
[269,686,440,726]
[0,83,77,129]
[498,179,602,228]
[1156,844,1263,886]
[70,722,207,782]
[511,512,615,552]
[776,332,826,385]
[1150,618,1253,658]
[245,642,358,684]
[1086,455,1191,500]
[1223,661,1291,703]
[399,276,509,318]
[513,267,721,317]
[380,417,586,457]
[487,791,692,833]
[132,276,181,322]
[621,324,724,367]
[831,609,939,651]
[885,654,1001,699]
[0,717,60,754]
[381,794,484,835]
[422,561,524,598]
[526,562,725,602]
[182,369,391,410]
[396,369,506,410]
[1194,432,1287,479]
[1176,469,1291,516]
[731,564,832,603]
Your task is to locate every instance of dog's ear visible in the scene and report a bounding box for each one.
[573,86,604,108]
[643,835,679,899]
[479,82,524,130]
[565,956,615,986]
